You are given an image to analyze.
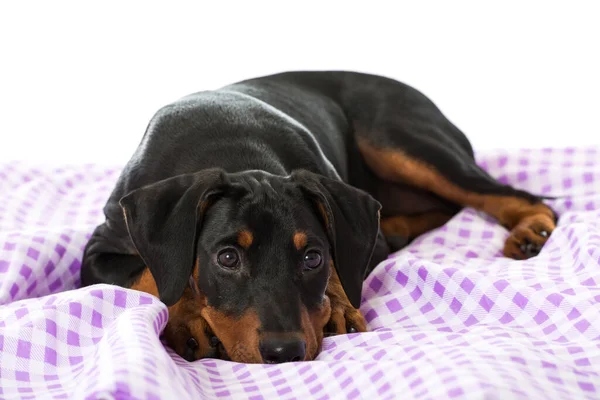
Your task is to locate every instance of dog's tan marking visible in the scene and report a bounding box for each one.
[293,231,308,250]
[199,198,214,214]
[128,258,330,363]
[238,230,254,249]
[325,263,367,336]
[317,202,330,227]
[380,211,453,239]
[129,267,159,297]
[129,260,213,360]
[201,298,330,363]
[302,303,329,361]
[201,307,263,363]
[357,139,556,258]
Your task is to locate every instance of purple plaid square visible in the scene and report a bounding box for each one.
[45,347,58,366]
[17,340,31,358]
[16,371,30,382]
[513,293,528,309]
[67,331,80,346]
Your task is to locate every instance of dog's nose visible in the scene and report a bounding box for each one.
[259,338,306,364]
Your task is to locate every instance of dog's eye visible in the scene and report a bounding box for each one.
[303,250,322,270]
[183,337,199,362]
[187,337,199,350]
[217,248,240,268]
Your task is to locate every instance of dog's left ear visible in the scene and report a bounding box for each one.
[118,169,227,306]
[292,170,381,308]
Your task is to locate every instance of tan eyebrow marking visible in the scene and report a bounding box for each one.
[238,230,253,249]
[293,231,308,250]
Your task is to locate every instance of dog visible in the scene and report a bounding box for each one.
[80,71,556,364]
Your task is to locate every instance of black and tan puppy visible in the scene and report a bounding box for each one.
[80,71,556,363]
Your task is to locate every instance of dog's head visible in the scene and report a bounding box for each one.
[119,169,380,363]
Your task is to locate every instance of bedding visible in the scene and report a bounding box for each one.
[1,147,600,399]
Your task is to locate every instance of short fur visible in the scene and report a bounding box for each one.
[81,71,556,363]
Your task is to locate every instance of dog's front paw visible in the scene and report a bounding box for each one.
[503,214,555,259]
[164,315,224,362]
[324,267,367,336]
[181,332,221,361]
[325,301,367,335]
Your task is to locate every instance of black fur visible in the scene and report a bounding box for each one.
[80,71,544,324]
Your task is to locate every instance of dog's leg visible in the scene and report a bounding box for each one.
[324,213,456,337]
[358,140,556,259]
[324,210,455,337]
[380,211,454,247]
[339,73,556,259]
[325,265,368,335]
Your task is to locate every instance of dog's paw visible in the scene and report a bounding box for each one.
[503,214,555,260]
[181,331,227,362]
[323,266,368,336]
[325,301,367,335]
[164,316,222,362]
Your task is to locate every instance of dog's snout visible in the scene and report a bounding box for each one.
[259,337,306,364]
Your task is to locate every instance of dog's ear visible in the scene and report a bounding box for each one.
[119,169,227,306]
[292,170,381,308]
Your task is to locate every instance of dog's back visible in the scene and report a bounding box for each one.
[81,71,556,363]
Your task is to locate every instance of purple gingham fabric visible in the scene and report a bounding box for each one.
[1,147,600,399]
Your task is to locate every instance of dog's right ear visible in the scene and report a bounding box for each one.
[119,169,227,306]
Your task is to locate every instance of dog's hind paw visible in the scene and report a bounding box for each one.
[503,213,555,260]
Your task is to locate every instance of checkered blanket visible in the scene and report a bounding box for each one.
[1,147,600,399]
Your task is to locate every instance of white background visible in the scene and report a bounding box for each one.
[1,1,599,165]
